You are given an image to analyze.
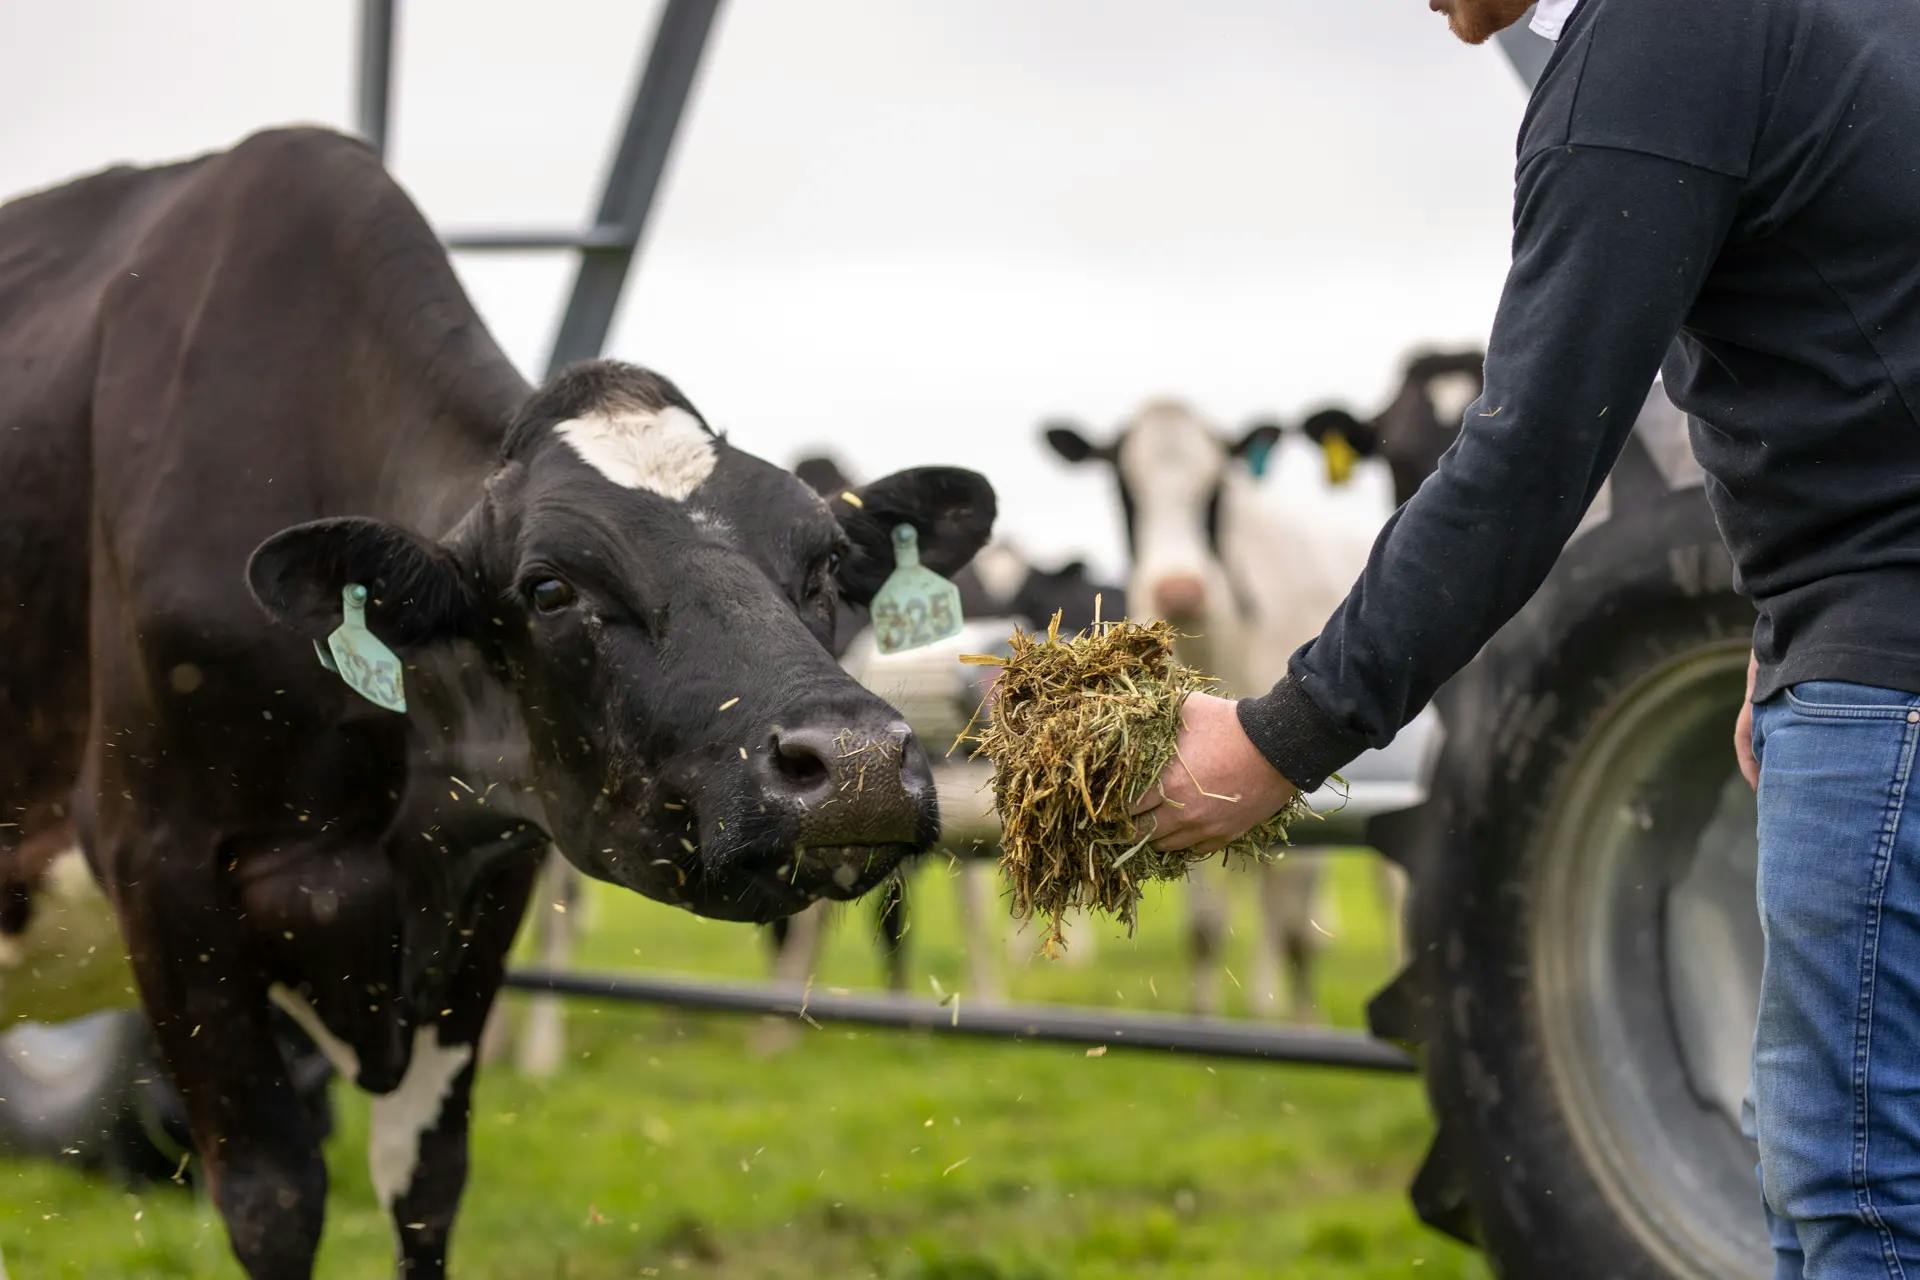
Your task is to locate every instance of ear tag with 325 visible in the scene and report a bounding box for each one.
[870,524,964,655]
[317,583,407,713]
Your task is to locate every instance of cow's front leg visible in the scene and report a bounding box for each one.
[374,1029,479,1278]
[118,894,329,1279]
[379,859,536,1277]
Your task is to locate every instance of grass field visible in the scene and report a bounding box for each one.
[0,855,1490,1279]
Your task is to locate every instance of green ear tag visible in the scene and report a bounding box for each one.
[870,524,964,655]
[322,584,407,714]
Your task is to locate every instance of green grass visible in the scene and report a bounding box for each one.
[0,856,1489,1279]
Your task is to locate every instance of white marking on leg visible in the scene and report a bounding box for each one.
[553,405,715,499]
[369,1027,473,1209]
[268,983,362,1083]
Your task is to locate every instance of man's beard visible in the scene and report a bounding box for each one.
[1445,0,1535,45]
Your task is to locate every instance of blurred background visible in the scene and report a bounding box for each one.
[0,4,1527,1276]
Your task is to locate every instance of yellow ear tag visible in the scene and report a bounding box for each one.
[870,524,964,655]
[322,584,407,714]
[1321,429,1359,487]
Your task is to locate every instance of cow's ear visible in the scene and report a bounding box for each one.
[246,517,479,646]
[1042,421,1112,465]
[1298,409,1376,455]
[1230,420,1285,477]
[828,467,997,605]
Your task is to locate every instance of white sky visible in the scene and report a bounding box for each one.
[0,1,1527,580]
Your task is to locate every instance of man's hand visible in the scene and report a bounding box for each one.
[1735,650,1759,790]
[1130,692,1299,855]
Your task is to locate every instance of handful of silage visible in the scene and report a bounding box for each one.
[960,615,1307,950]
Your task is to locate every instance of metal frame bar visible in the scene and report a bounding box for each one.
[443,226,638,253]
[504,968,1416,1072]
[356,0,397,157]
[357,1,724,375]
[542,0,724,376]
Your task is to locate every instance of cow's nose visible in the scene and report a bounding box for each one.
[754,716,936,856]
[759,721,933,809]
[1152,573,1209,622]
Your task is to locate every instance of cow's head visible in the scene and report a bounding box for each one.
[248,362,995,923]
[1299,349,1484,506]
[1043,399,1277,633]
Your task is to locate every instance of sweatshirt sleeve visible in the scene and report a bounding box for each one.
[1237,143,1741,791]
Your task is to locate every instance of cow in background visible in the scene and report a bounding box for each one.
[1299,348,1485,505]
[1044,401,1395,1019]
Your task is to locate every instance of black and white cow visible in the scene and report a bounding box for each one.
[1044,400,1393,1019]
[1298,347,1486,506]
[0,128,992,1278]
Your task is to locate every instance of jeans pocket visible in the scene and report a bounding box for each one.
[1783,680,1920,719]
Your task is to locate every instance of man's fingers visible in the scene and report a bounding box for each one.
[1146,812,1196,853]
[1128,778,1169,817]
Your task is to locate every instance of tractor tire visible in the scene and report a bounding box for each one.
[1368,470,1771,1278]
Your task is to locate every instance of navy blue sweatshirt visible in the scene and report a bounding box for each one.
[1239,0,1920,790]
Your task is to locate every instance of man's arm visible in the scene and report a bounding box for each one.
[1242,143,1742,789]
[1142,143,1742,851]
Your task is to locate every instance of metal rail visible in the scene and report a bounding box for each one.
[356,0,397,157]
[503,967,1417,1072]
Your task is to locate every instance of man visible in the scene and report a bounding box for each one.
[1132,0,1920,1274]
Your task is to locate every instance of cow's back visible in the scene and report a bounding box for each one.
[0,155,212,841]
[0,129,528,880]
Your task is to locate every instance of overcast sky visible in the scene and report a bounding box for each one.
[1,1,1528,579]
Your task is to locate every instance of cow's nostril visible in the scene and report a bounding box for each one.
[770,730,832,792]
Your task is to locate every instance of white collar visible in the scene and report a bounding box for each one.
[1530,0,1581,41]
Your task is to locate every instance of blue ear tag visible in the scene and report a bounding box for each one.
[1244,436,1275,479]
[319,584,407,713]
[870,525,965,655]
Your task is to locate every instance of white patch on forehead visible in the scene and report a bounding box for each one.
[268,983,361,1084]
[1116,403,1229,505]
[553,404,716,499]
[369,1027,473,1208]
[1425,371,1482,430]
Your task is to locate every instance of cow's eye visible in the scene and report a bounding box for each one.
[529,579,576,613]
[807,552,841,601]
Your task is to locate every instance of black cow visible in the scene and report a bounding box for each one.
[0,128,992,1279]
[1299,348,1486,505]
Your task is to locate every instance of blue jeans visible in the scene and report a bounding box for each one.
[1753,680,1920,1278]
